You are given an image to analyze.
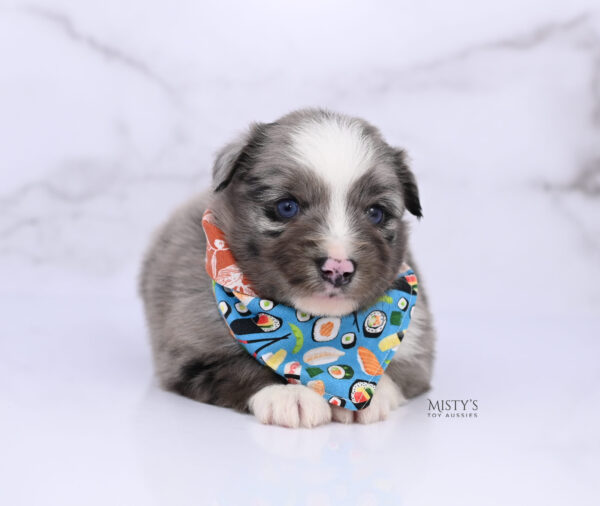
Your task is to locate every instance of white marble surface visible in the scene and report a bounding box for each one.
[1,1,599,505]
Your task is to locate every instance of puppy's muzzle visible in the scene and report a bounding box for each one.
[317,257,356,287]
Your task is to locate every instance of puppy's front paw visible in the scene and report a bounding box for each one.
[249,384,332,428]
[331,405,354,424]
[354,375,405,424]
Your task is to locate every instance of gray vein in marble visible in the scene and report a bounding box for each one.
[0,169,202,241]
[592,53,600,125]
[0,172,197,210]
[0,218,40,241]
[22,5,179,101]
[548,193,600,255]
[541,159,600,196]
[373,12,596,93]
[422,13,593,68]
[0,180,112,209]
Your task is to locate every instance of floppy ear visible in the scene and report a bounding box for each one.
[392,149,423,218]
[212,122,266,192]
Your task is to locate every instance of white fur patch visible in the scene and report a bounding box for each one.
[291,294,358,317]
[248,384,332,428]
[290,117,375,259]
[331,405,354,424]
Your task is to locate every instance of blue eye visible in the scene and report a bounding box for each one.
[276,199,300,219]
[367,205,385,224]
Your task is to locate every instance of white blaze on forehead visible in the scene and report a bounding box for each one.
[290,117,375,259]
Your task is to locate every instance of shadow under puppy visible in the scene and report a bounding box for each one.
[140,109,435,428]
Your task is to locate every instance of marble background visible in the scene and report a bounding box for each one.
[1,1,599,505]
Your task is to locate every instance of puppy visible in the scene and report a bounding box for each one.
[139,109,435,428]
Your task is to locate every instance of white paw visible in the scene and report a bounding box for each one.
[249,384,332,428]
[354,375,405,424]
[331,405,354,424]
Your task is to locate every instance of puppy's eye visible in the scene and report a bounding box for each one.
[275,198,300,219]
[366,205,385,224]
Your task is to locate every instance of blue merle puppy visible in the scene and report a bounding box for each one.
[140,109,435,428]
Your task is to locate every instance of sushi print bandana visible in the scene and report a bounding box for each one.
[202,209,419,411]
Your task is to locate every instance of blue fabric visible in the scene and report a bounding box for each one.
[212,269,419,411]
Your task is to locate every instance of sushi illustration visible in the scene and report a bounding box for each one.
[390,311,403,326]
[303,347,345,365]
[349,380,377,409]
[341,332,356,349]
[357,347,385,376]
[327,364,354,380]
[398,297,408,311]
[259,299,276,311]
[312,317,341,342]
[307,380,325,396]
[284,361,302,384]
[261,349,286,371]
[378,332,404,352]
[306,367,324,377]
[405,273,418,291]
[394,276,417,295]
[229,313,282,334]
[218,301,231,318]
[234,301,250,316]
[288,323,304,353]
[253,313,281,332]
[329,396,346,408]
[363,310,387,337]
[296,310,311,322]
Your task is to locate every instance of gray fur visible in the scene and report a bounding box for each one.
[139,108,435,414]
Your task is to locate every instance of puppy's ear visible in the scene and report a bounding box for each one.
[392,149,423,218]
[213,122,267,192]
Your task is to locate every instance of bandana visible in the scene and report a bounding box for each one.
[202,210,418,411]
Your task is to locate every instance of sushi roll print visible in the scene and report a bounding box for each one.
[349,380,377,409]
[341,332,356,349]
[363,310,387,337]
[327,364,354,379]
[312,317,341,342]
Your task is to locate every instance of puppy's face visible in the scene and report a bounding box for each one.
[210,110,422,316]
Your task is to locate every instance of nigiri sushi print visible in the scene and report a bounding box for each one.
[303,347,345,365]
[357,347,385,376]
[307,380,325,396]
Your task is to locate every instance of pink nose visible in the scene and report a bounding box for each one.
[319,258,355,287]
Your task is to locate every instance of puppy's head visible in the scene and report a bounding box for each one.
[209,109,422,316]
